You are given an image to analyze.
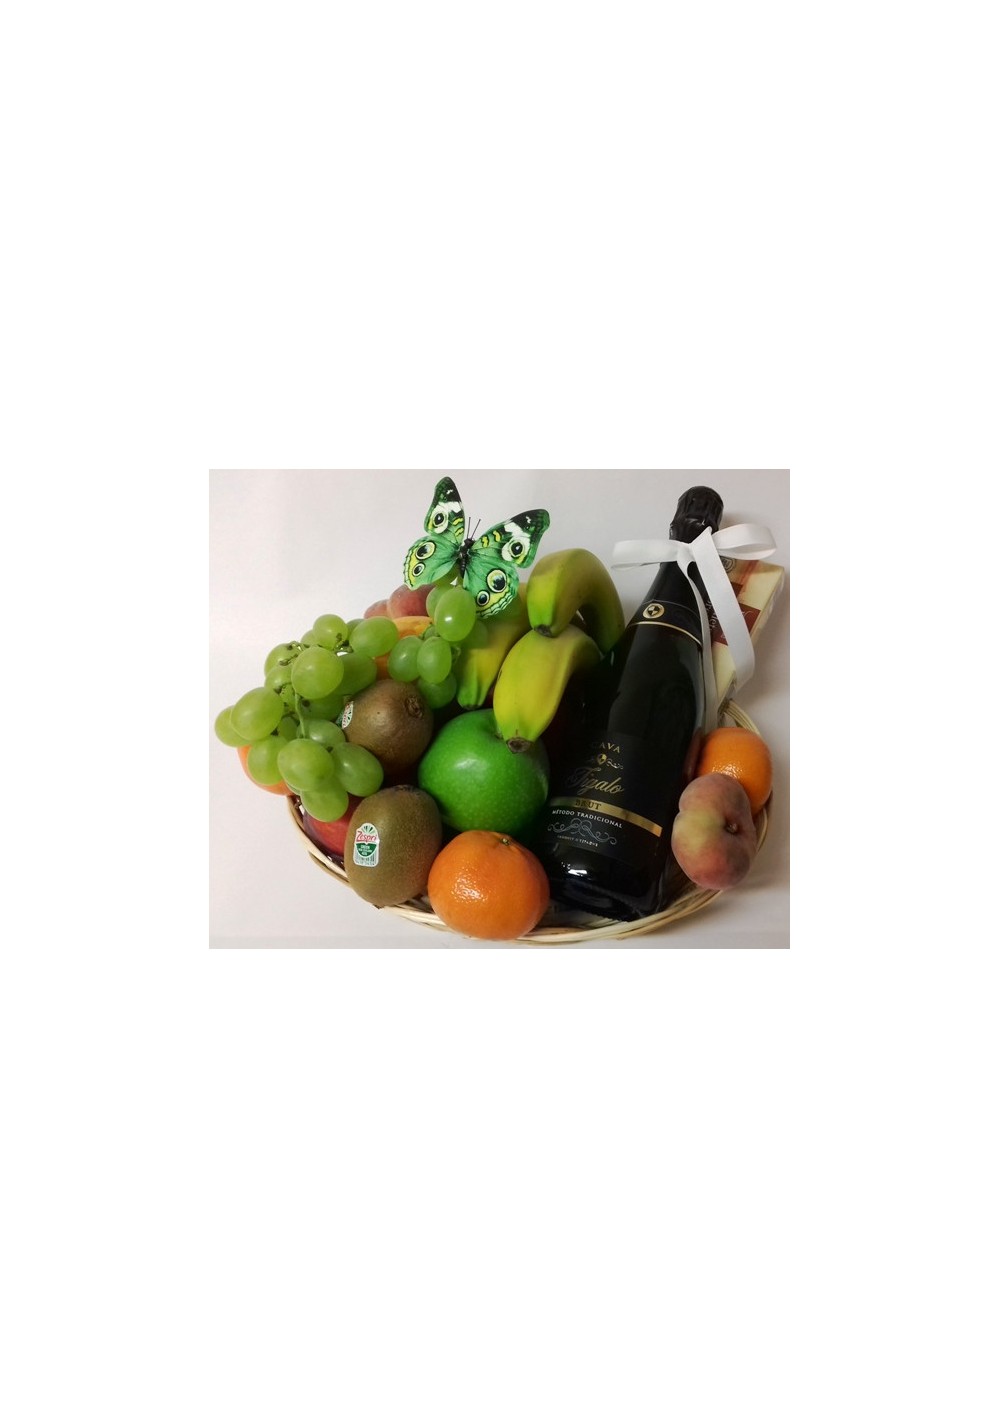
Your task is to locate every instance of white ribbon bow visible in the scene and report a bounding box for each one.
[611,523,775,730]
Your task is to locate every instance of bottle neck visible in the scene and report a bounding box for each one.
[620,487,722,642]
[642,557,697,605]
[668,487,724,543]
[642,509,718,615]
[669,515,711,543]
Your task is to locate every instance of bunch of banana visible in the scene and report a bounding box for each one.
[492,623,602,749]
[452,587,530,708]
[524,546,626,652]
[490,549,625,749]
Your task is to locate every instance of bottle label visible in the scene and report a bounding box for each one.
[541,799,659,875]
[543,732,667,862]
[547,796,663,837]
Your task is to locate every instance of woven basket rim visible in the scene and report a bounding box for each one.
[289,700,769,944]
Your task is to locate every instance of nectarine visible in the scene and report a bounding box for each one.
[670,772,757,891]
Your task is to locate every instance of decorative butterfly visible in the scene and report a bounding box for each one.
[403,477,550,617]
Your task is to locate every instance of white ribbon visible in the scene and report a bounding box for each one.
[611,523,775,729]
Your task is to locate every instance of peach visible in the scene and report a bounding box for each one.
[670,772,757,891]
[364,598,389,618]
[387,583,432,618]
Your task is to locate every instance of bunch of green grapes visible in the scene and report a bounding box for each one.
[215,590,489,821]
[214,612,387,821]
[382,584,487,705]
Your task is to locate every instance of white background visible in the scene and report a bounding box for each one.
[210,468,790,947]
[4,3,996,1418]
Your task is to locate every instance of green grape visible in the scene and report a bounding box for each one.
[329,742,384,797]
[460,618,488,649]
[300,782,350,824]
[304,718,346,747]
[264,642,299,674]
[300,690,346,720]
[299,629,321,646]
[417,672,457,708]
[350,616,399,658]
[214,706,250,747]
[264,660,294,692]
[246,735,286,786]
[276,737,338,793]
[425,585,446,618]
[345,618,362,637]
[434,586,478,642]
[337,652,377,695]
[276,715,299,741]
[416,637,452,684]
[279,682,298,709]
[312,613,349,650]
[387,635,422,682]
[290,645,345,699]
[231,687,285,741]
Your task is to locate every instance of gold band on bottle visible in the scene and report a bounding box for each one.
[547,797,664,837]
[628,619,702,645]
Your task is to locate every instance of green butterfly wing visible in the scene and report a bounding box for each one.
[463,508,551,616]
[403,478,551,617]
[402,478,467,589]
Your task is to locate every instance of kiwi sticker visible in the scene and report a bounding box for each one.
[341,699,354,729]
[352,822,379,867]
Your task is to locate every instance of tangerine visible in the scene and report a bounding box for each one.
[694,727,773,815]
[237,743,293,796]
[427,830,550,940]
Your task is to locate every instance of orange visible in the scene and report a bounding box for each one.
[391,615,433,637]
[427,830,551,940]
[237,743,293,796]
[695,727,773,815]
[374,615,433,679]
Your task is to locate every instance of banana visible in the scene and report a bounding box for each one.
[525,547,626,653]
[453,587,530,708]
[492,624,602,748]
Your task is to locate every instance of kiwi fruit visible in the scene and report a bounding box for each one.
[344,785,443,907]
[342,679,434,781]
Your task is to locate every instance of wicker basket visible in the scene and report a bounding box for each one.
[287,702,769,944]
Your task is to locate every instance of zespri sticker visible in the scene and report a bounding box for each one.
[352,822,379,867]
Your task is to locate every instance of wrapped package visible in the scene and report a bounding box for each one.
[710,558,786,707]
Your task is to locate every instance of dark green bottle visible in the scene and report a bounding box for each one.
[532,486,724,921]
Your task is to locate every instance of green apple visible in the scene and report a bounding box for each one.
[417,708,549,837]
